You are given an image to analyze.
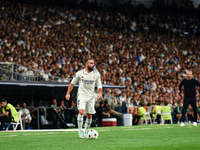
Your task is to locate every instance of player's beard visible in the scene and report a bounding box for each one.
[88,66,94,71]
[187,76,192,80]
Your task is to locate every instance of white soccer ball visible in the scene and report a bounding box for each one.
[88,129,99,140]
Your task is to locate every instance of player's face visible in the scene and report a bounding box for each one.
[23,103,26,108]
[187,72,192,80]
[87,60,94,71]
[1,102,6,107]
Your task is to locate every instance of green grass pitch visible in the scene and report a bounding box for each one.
[0,124,200,150]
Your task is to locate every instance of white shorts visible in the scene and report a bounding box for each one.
[77,97,96,114]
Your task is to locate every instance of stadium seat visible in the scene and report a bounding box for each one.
[152,110,161,125]
[141,112,152,125]
[161,112,173,124]
[5,112,23,131]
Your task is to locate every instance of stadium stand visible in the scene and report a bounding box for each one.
[0,0,200,129]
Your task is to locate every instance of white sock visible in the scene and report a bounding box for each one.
[84,118,92,132]
[77,114,83,132]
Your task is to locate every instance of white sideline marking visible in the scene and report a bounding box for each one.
[125,128,151,130]
[0,125,196,138]
[7,134,18,137]
[125,127,173,130]
[98,130,110,131]
[1,129,78,132]
[1,131,61,137]
[1,134,18,137]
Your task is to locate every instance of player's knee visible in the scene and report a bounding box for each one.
[87,114,92,119]
[79,109,84,115]
[1,116,6,121]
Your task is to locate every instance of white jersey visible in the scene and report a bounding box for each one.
[71,68,102,100]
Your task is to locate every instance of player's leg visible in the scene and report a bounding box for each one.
[190,98,197,126]
[77,99,86,138]
[0,116,12,131]
[83,113,92,138]
[176,113,182,124]
[180,98,189,126]
[84,100,95,138]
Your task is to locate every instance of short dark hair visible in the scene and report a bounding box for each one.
[139,102,144,106]
[164,101,168,105]
[104,100,108,104]
[0,98,7,103]
[99,101,103,105]
[156,100,161,104]
[85,58,94,64]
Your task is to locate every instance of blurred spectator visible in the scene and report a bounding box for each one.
[96,101,104,127]
[70,101,78,127]
[133,102,147,125]
[174,102,183,124]
[60,100,66,110]
[197,101,200,122]
[19,102,32,129]
[15,104,20,112]
[187,105,194,123]
[128,98,135,107]
[103,100,122,125]
[0,99,19,131]
[59,100,67,121]
[108,92,117,108]
[161,101,172,124]
[51,99,61,114]
[0,1,200,124]
[122,96,130,113]
[119,92,126,104]
[151,100,162,124]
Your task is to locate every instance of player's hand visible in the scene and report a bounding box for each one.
[65,94,70,101]
[98,93,102,100]
[108,113,110,118]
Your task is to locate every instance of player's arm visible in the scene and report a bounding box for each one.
[65,72,80,100]
[0,108,10,117]
[65,83,74,101]
[195,80,200,87]
[102,111,110,117]
[96,72,103,100]
[98,88,102,100]
[0,111,9,117]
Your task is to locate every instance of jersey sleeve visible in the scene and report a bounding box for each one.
[71,72,80,85]
[96,72,102,89]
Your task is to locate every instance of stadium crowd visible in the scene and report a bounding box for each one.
[1,0,200,127]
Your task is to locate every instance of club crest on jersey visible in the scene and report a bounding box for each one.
[93,76,96,79]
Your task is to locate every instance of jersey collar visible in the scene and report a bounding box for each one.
[84,68,93,74]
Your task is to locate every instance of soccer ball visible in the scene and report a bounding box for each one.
[87,129,99,140]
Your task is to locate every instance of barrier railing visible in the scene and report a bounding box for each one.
[0,62,72,82]
[26,106,74,129]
